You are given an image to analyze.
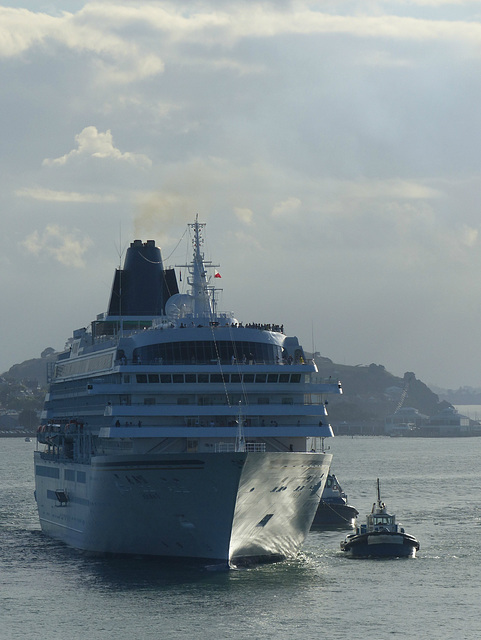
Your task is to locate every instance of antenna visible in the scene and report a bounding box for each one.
[116,222,126,336]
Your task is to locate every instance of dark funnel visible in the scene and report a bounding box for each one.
[107,240,178,316]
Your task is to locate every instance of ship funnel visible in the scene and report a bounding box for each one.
[107,240,178,317]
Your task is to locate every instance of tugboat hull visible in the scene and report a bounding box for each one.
[311,502,358,528]
[311,473,358,529]
[341,531,419,558]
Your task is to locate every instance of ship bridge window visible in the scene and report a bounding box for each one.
[132,340,282,366]
[127,370,301,386]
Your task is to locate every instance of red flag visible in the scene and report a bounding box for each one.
[214,270,221,278]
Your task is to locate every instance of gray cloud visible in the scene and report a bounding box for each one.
[22,224,93,268]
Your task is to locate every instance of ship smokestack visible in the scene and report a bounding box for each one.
[107,240,178,316]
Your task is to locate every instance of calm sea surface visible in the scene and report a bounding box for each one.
[2,436,481,640]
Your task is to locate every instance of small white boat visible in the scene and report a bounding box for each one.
[340,479,419,558]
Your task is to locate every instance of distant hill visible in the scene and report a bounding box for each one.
[430,385,481,405]
[0,349,59,429]
[308,354,450,429]
[2,348,58,387]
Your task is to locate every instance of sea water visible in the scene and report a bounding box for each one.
[1,436,480,640]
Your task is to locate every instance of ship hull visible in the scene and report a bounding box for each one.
[34,450,331,564]
[340,532,419,558]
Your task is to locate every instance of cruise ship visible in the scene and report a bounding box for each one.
[34,217,342,566]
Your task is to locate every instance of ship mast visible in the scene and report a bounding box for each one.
[187,215,220,320]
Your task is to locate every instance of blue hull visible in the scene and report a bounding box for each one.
[311,502,358,528]
[341,532,419,558]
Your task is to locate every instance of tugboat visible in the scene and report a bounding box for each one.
[310,474,358,528]
[340,479,419,558]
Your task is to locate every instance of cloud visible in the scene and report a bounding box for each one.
[15,187,118,203]
[0,6,164,83]
[335,178,441,201]
[102,3,481,47]
[234,207,254,225]
[359,49,415,68]
[3,4,481,71]
[22,224,92,268]
[232,229,263,251]
[0,8,55,57]
[271,197,302,218]
[460,224,478,247]
[42,126,152,168]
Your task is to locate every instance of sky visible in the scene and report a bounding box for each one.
[1,0,481,390]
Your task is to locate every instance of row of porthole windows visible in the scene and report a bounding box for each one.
[140,397,294,406]
[128,373,303,385]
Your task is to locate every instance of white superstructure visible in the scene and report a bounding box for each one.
[34,217,342,566]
